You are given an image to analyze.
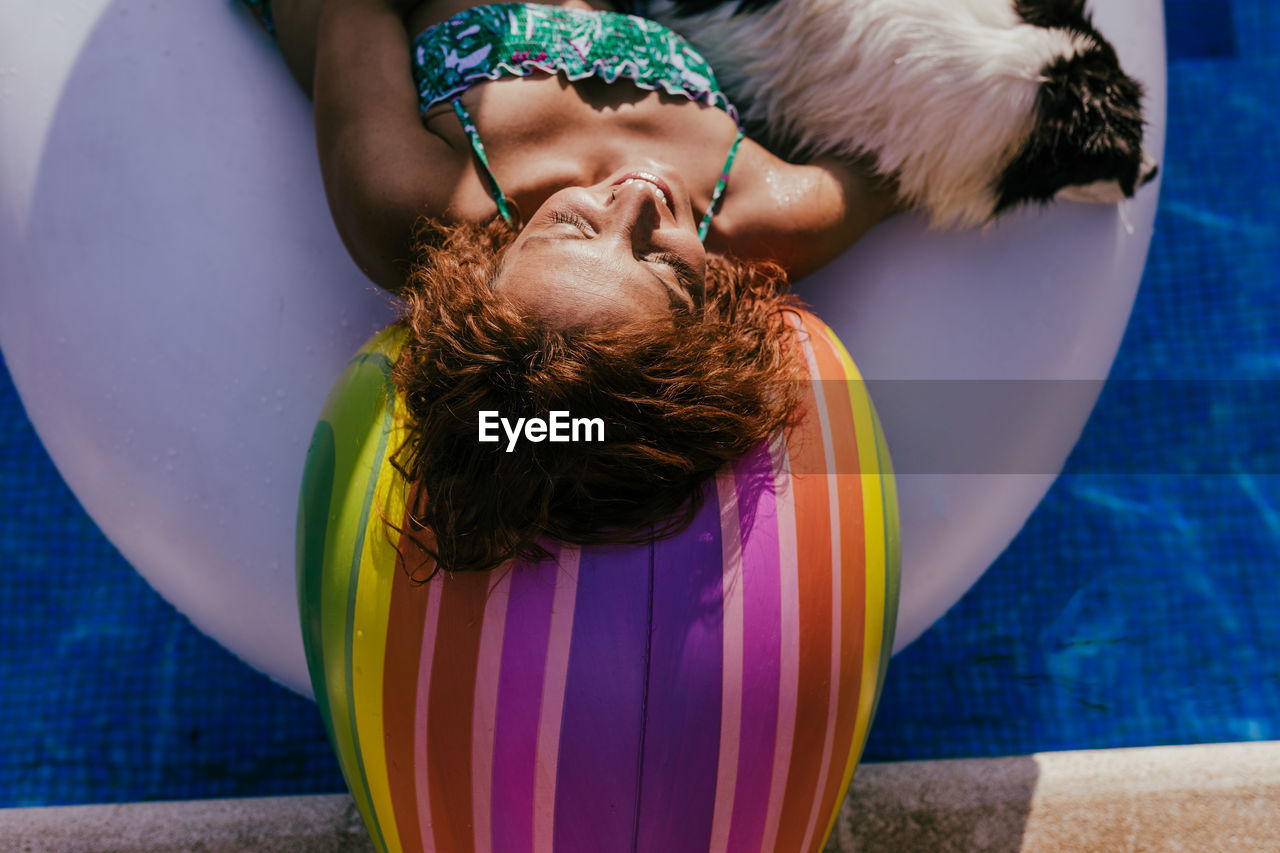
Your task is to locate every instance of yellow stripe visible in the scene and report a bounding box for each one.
[820,326,892,843]
[349,413,409,853]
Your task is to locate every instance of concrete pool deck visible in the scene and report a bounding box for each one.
[2,741,1277,852]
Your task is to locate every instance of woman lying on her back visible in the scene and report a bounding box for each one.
[250,0,901,573]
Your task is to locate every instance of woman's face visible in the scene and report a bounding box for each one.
[491,164,707,328]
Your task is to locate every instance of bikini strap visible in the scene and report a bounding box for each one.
[451,96,519,228]
[698,129,745,243]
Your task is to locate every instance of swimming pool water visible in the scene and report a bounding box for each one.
[2,0,1277,806]
[864,0,1280,761]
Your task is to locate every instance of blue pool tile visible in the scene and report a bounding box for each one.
[1165,1,1237,60]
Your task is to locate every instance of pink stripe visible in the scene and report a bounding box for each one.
[725,443,784,853]
[491,554,561,853]
[471,570,513,853]
[708,471,745,853]
[533,546,580,853]
[795,325,846,853]
[761,431,800,852]
[414,581,444,852]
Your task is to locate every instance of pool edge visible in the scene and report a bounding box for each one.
[3,741,1278,851]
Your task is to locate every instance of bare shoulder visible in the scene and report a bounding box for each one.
[710,141,902,279]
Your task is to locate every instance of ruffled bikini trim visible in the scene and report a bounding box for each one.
[418,61,739,123]
[411,4,740,125]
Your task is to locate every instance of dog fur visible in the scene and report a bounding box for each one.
[646,0,1157,227]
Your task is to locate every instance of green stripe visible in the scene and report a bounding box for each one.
[867,404,900,729]
[298,420,338,744]
[299,350,395,752]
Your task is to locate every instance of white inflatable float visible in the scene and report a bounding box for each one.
[0,0,1164,695]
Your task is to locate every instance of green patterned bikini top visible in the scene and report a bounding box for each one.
[412,3,744,241]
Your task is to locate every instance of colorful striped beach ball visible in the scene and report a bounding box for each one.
[297,309,900,853]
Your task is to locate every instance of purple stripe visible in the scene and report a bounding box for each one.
[491,556,560,852]
[553,545,651,852]
[638,480,725,853]
[727,444,784,851]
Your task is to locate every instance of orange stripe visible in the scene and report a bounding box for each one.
[823,327,895,847]
[383,487,434,853]
[413,578,445,852]
[426,569,491,853]
[805,321,868,851]
[773,318,836,851]
[790,317,854,853]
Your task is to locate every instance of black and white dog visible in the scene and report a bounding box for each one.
[646,0,1159,226]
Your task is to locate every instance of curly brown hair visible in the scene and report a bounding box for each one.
[390,217,805,576]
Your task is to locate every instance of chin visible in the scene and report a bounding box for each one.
[647,0,1158,227]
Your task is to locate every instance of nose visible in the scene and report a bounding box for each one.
[605,180,665,246]
[1139,150,1159,187]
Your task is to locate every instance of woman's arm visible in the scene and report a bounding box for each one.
[714,146,903,280]
[272,0,423,95]
[268,0,326,95]
[275,0,465,291]
[797,155,905,278]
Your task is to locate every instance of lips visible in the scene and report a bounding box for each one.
[613,171,676,216]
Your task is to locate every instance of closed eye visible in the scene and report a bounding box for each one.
[651,252,700,292]
[550,210,594,235]
[545,210,700,307]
